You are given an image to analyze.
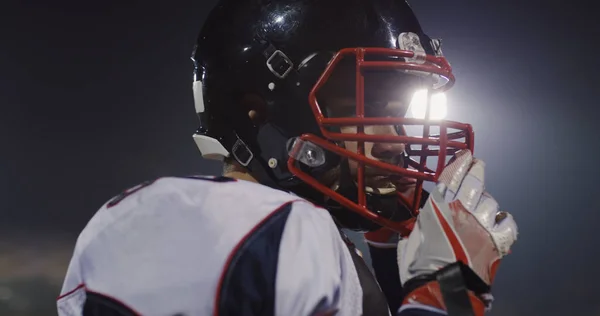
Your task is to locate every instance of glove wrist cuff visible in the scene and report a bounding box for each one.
[401,262,492,315]
[402,281,486,316]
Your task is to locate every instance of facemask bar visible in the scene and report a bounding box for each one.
[288,47,474,234]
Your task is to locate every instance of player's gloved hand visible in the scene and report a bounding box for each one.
[397,150,518,316]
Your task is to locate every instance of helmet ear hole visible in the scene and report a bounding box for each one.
[248,110,259,123]
[241,93,267,126]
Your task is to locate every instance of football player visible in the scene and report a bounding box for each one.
[57,0,518,315]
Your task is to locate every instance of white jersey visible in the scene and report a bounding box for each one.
[57,176,363,316]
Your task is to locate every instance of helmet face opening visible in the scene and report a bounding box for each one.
[287,47,474,235]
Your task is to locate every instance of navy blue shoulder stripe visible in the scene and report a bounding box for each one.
[214,201,294,316]
[83,291,140,316]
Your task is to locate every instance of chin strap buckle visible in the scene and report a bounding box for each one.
[232,137,253,167]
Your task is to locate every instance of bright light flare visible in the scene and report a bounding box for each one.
[408,89,447,120]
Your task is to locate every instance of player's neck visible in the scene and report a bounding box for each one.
[224,170,259,183]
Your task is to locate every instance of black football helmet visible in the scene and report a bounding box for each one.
[191,0,474,235]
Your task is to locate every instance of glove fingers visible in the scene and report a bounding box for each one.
[397,224,422,284]
[472,192,500,229]
[437,150,473,202]
[455,159,486,213]
[490,212,518,256]
[397,238,408,277]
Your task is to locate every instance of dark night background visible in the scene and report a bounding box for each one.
[2,0,599,315]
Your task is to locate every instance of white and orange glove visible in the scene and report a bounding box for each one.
[397,150,518,316]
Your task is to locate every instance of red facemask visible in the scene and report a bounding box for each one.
[287,47,474,236]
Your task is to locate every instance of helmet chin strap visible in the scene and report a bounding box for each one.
[233,129,333,206]
[247,155,334,209]
[246,157,280,188]
[234,125,422,231]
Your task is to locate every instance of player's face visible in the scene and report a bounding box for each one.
[327,98,416,197]
[318,62,424,198]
